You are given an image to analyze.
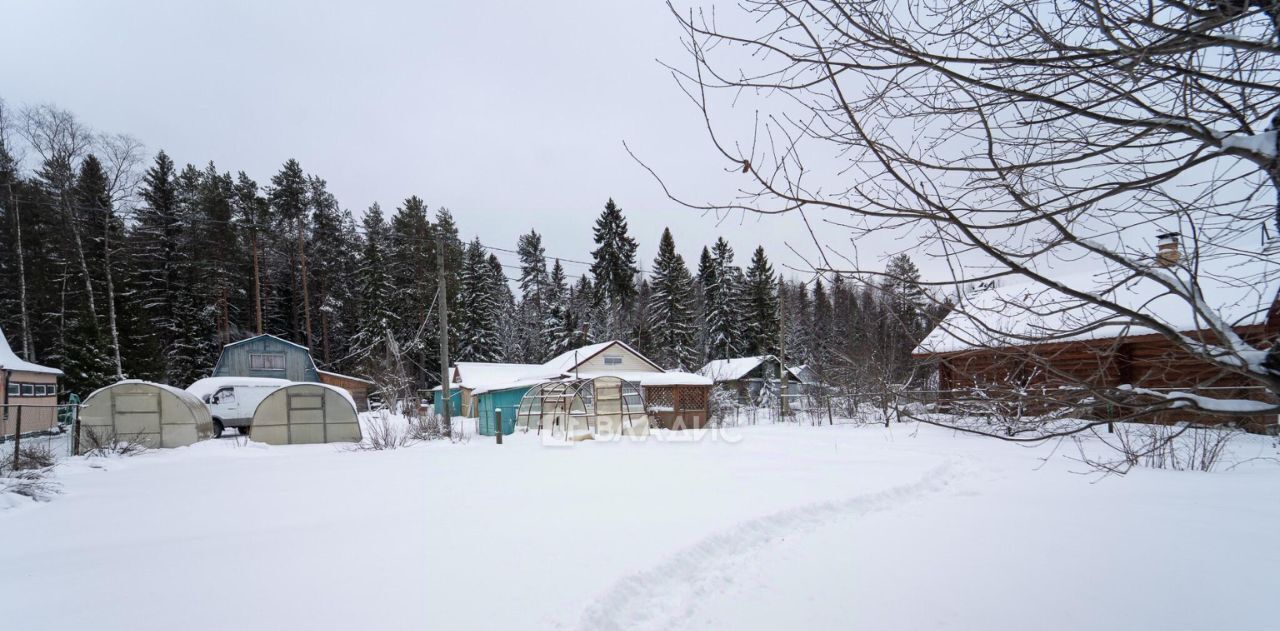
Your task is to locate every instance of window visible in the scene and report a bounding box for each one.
[34,384,46,396]
[250,353,286,371]
[21,384,34,396]
[211,388,236,405]
[603,355,623,366]
[6,383,17,397]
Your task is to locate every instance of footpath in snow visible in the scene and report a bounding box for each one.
[1,421,1276,630]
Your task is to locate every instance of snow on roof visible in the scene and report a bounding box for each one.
[575,371,713,386]
[453,362,545,390]
[0,325,61,376]
[222,334,311,352]
[698,356,786,382]
[186,377,292,400]
[915,265,1280,355]
[539,340,660,374]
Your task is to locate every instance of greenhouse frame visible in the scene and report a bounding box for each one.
[515,376,649,439]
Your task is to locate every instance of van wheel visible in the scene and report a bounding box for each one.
[212,419,225,438]
[239,426,252,436]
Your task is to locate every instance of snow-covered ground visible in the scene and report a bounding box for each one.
[2,419,1277,630]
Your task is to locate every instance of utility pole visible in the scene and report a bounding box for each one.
[778,277,789,421]
[437,235,452,440]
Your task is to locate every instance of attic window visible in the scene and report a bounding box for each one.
[250,353,286,371]
[603,355,623,366]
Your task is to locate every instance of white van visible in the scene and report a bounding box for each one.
[186,377,291,437]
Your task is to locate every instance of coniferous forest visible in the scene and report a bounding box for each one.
[0,100,947,398]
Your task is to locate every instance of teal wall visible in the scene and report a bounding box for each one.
[476,386,530,436]
[211,335,319,382]
[434,389,461,416]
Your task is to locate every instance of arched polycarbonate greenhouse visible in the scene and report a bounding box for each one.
[515,376,649,439]
[249,383,362,445]
[78,380,216,452]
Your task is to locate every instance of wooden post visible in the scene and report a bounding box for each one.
[495,408,503,445]
[72,404,81,457]
[437,235,452,439]
[12,406,21,469]
[778,278,789,422]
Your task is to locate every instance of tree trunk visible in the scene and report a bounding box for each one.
[64,194,98,325]
[10,193,33,360]
[250,229,263,335]
[298,218,313,349]
[102,212,123,379]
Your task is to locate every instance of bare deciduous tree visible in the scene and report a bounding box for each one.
[650,0,1280,440]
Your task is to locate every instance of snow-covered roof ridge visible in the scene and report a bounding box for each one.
[538,340,663,375]
[453,362,544,390]
[0,325,62,376]
[698,356,777,381]
[914,264,1280,355]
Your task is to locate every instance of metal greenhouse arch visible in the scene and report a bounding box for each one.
[516,376,649,439]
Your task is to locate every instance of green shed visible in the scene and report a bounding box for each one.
[434,389,461,417]
[475,383,534,436]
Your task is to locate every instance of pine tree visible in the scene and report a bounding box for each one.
[646,228,698,369]
[589,198,639,339]
[742,246,779,356]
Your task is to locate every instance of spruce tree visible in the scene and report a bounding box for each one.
[516,230,549,361]
[543,259,571,356]
[455,239,501,362]
[350,203,398,373]
[703,237,745,360]
[589,198,639,339]
[268,159,311,345]
[742,246,779,356]
[132,151,184,378]
[646,228,698,369]
[810,277,832,369]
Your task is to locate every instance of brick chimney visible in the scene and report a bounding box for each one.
[1156,232,1180,267]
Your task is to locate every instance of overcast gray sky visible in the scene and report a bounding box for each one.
[0,0,920,282]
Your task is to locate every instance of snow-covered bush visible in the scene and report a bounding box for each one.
[79,426,148,458]
[1,443,60,501]
[1076,423,1241,474]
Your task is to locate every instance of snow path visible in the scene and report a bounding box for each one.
[575,459,964,631]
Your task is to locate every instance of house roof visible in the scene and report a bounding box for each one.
[453,362,544,390]
[316,370,376,386]
[223,334,311,352]
[0,326,62,376]
[539,340,664,374]
[914,264,1280,355]
[453,341,682,393]
[575,371,713,386]
[698,356,801,382]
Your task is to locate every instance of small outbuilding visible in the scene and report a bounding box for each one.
[698,355,805,404]
[474,382,539,436]
[249,383,362,445]
[78,380,215,452]
[1,325,63,438]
